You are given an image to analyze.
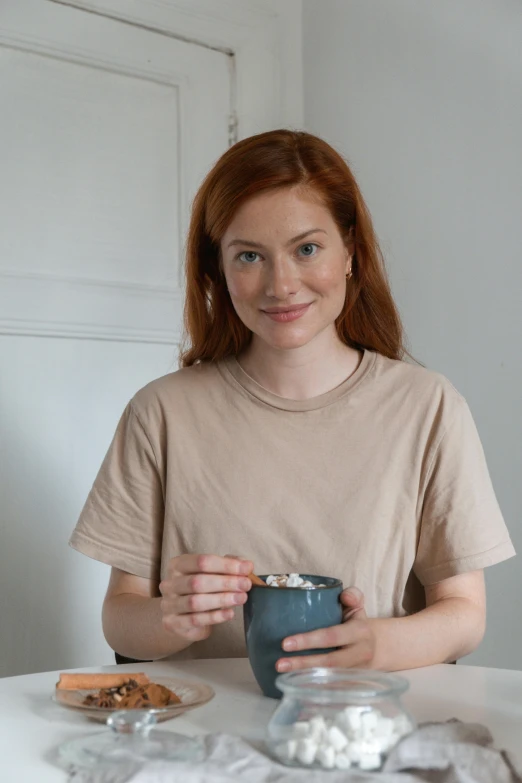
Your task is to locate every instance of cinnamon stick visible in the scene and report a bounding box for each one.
[56,672,150,690]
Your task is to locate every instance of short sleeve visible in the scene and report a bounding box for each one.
[69,402,164,581]
[414,396,515,585]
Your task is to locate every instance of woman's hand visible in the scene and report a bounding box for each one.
[276,587,377,672]
[159,554,253,643]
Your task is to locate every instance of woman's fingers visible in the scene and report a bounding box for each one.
[179,625,211,642]
[340,587,368,620]
[172,554,253,577]
[159,553,254,642]
[185,607,235,627]
[163,606,235,633]
[276,644,371,673]
[165,573,252,596]
[175,590,248,614]
[162,617,212,641]
[276,591,368,654]
[276,601,377,673]
[281,621,355,653]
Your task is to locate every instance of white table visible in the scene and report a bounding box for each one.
[1,659,522,781]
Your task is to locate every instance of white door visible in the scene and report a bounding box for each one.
[0,0,233,676]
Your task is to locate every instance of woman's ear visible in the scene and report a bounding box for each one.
[344,226,355,263]
[344,243,354,277]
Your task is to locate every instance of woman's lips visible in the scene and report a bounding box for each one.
[262,303,312,323]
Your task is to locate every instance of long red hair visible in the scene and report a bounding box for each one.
[180,129,406,366]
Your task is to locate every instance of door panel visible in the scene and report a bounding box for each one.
[0,0,231,675]
[0,0,231,341]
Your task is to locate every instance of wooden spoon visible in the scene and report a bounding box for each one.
[248,573,268,587]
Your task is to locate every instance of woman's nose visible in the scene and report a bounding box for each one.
[264,256,300,300]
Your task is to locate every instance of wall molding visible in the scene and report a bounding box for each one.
[0,0,302,343]
[45,0,303,137]
[0,28,193,86]
[0,271,183,344]
[0,25,188,342]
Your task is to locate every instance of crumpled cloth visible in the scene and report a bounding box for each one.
[68,720,522,783]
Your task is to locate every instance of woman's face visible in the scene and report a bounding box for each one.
[220,187,352,352]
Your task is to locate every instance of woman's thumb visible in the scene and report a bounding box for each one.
[341,586,367,619]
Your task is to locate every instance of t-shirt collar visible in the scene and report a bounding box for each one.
[220,348,376,412]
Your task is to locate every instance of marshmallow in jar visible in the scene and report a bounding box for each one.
[267,668,415,772]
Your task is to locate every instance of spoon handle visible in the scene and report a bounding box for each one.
[248,573,267,587]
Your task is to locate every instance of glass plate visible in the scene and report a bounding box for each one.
[58,710,206,769]
[53,675,214,723]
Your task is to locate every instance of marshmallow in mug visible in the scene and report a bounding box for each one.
[274,707,413,771]
[266,573,327,588]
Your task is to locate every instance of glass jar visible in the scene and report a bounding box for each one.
[267,668,416,772]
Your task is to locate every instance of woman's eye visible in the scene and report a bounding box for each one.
[238,251,260,264]
[298,243,318,257]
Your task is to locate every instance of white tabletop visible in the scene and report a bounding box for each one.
[1,659,522,781]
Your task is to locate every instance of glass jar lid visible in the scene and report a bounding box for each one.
[58,709,204,770]
[275,668,410,703]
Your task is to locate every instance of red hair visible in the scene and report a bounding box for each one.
[180,129,406,366]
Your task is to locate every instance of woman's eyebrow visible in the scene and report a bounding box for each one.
[226,228,327,250]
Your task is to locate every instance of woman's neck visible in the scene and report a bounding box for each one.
[237,333,362,401]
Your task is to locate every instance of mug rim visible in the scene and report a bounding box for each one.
[254,574,343,590]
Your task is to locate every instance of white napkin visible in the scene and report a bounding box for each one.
[68,720,522,783]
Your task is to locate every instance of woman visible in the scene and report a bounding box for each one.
[70,130,514,673]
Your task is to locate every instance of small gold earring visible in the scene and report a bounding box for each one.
[346,269,352,278]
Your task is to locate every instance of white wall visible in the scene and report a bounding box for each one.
[0,336,176,676]
[303,0,522,669]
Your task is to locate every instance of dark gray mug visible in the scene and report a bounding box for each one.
[243,574,343,699]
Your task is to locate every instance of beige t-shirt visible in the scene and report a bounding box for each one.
[70,350,515,658]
